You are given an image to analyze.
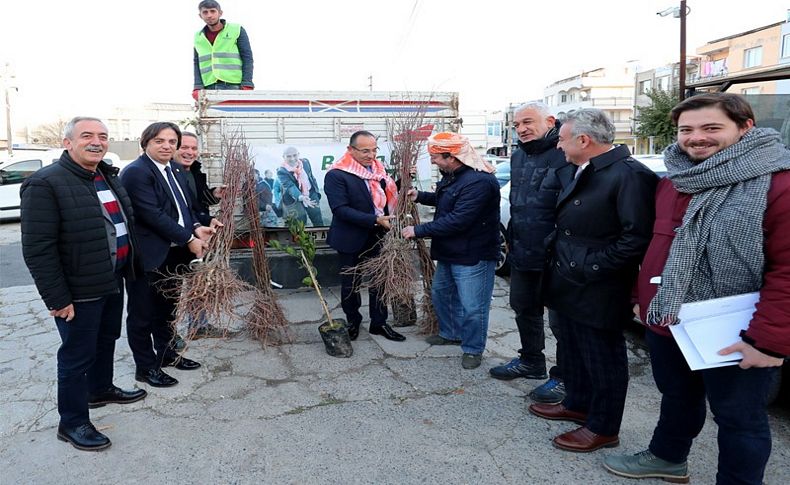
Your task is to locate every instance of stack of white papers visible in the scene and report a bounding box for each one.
[669,292,760,370]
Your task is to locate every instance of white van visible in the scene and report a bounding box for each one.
[0,149,121,220]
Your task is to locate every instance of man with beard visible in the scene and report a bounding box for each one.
[488,102,568,404]
[604,93,790,484]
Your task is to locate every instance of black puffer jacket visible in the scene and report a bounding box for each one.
[508,123,567,271]
[20,152,139,310]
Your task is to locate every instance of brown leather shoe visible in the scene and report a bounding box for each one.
[553,426,619,452]
[528,402,587,424]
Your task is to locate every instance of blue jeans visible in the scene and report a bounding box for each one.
[54,275,124,427]
[646,331,776,485]
[431,260,496,355]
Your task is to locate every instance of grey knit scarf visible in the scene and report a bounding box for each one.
[646,127,790,325]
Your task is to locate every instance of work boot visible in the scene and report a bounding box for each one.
[603,449,689,483]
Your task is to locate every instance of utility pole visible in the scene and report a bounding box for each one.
[368,74,373,92]
[2,63,16,156]
[679,0,687,101]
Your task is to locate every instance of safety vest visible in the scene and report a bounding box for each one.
[194,23,243,86]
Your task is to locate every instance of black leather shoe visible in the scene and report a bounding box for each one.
[369,323,406,342]
[57,423,111,451]
[347,322,360,341]
[135,368,178,387]
[88,386,147,408]
[163,356,202,371]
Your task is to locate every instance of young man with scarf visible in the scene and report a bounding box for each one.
[603,93,790,484]
[277,146,323,226]
[402,132,500,369]
[324,131,405,342]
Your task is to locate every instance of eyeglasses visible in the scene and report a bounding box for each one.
[351,146,379,156]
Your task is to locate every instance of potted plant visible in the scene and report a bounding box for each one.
[269,217,353,358]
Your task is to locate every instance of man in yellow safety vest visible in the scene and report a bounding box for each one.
[192,0,254,100]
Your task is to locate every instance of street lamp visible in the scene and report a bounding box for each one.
[658,1,691,101]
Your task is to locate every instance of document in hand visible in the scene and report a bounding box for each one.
[669,292,760,371]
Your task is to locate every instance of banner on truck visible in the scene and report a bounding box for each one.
[251,142,432,229]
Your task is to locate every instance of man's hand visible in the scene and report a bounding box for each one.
[50,304,75,322]
[718,341,785,369]
[192,89,200,101]
[376,215,394,230]
[401,225,416,239]
[209,218,224,230]
[213,185,227,199]
[195,225,216,241]
[406,188,418,202]
[188,237,207,258]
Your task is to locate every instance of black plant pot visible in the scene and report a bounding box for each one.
[319,319,353,358]
[392,300,417,327]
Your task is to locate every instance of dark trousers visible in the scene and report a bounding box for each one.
[510,269,563,378]
[558,312,628,436]
[126,247,192,370]
[338,232,387,328]
[646,331,775,485]
[55,275,123,427]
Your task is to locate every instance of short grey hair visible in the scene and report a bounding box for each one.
[513,101,552,118]
[182,131,200,144]
[63,116,106,140]
[564,109,615,144]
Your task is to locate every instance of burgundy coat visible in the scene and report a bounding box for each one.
[637,172,790,357]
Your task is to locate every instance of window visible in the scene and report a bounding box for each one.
[656,76,670,92]
[783,34,790,58]
[560,93,568,103]
[743,46,763,68]
[741,87,761,95]
[0,159,43,185]
[638,79,652,94]
[486,122,501,137]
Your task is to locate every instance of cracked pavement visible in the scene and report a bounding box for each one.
[1,265,790,484]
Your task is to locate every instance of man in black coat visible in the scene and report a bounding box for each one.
[488,102,568,404]
[121,122,215,388]
[21,116,147,451]
[529,109,657,452]
[324,131,405,342]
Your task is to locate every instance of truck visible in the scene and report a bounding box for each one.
[192,90,460,287]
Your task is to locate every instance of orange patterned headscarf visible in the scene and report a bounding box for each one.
[329,151,398,216]
[428,132,495,173]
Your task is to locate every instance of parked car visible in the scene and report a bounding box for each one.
[0,149,121,220]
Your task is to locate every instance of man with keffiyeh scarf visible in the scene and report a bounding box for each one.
[604,93,790,485]
[324,131,406,343]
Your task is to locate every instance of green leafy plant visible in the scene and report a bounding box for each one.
[634,89,679,153]
[268,216,343,330]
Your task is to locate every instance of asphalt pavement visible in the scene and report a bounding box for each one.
[1,221,789,484]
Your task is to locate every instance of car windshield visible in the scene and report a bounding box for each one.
[494,161,510,187]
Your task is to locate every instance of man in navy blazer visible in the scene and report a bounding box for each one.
[120,122,215,388]
[323,131,405,342]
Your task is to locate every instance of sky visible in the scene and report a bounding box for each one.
[2,0,788,128]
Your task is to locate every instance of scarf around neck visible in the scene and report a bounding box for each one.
[282,159,311,198]
[646,127,790,325]
[330,151,398,215]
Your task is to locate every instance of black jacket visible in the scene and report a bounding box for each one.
[20,151,139,310]
[414,165,501,265]
[508,123,567,271]
[183,160,217,224]
[544,145,658,329]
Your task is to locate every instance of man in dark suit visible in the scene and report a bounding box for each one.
[323,131,405,342]
[529,109,657,452]
[277,146,323,226]
[120,122,215,388]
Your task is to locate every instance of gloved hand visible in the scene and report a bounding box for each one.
[241,86,254,90]
[192,89,200,101]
